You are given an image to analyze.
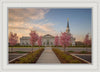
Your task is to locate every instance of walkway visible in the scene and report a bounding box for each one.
[36,47,60,64]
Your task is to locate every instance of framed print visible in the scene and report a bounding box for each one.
[0,0,99,72]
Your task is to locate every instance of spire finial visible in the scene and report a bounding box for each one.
[66,17,70,33]
[67,17,69,21]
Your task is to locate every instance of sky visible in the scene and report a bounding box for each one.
[8,8,92,42]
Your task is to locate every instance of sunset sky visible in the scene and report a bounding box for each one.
[8,8,92,42]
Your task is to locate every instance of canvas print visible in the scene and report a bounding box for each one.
[8,8,92,64]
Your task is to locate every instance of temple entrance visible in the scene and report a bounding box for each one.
[47,40,49,46]
[42,34,55,47]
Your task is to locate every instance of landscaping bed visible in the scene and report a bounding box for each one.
[10,48,44,63]
[52,48,87,63]
[67,51,91,54]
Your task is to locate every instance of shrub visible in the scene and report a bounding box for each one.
[52,48,82,63]
[68,51,74,53]
[80,51,87,54]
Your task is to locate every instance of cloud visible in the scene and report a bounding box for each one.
[8,8,49,23]
[23,22,57,36]
[9,26,28,30]
[34,23,55,32]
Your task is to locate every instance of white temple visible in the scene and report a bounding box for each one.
[20,18,75,46]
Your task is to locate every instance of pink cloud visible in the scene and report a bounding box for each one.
[9,8,49,23]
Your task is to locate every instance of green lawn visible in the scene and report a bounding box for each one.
[9,51,28,53]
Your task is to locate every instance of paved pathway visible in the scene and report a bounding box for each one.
[36,47,60,64]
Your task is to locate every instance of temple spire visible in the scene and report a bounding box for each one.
[66,18,70,33]
[67,18,69,28]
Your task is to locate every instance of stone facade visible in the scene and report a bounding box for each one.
[41,34,55,46]
[20,37,30,46]
[20,34,55,46]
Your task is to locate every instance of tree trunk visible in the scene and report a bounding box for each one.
[64,47,65,53]
[85,45,87,52]
[32,46,33,53]
[11,47,13,52]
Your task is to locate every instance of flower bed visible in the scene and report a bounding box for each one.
[52,48,87,63]
[10,48,44,63]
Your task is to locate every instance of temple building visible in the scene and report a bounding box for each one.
[20,34,55,46]
[20,18,75,46]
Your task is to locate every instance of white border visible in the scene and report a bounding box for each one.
[2,2,97,70]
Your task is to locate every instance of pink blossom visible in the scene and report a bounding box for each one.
[38,36,42,47]
[9,32,18,46]
[84,34,91,46]
[54,35,59,46]
[60,32,71,52]
[30,31,38,46]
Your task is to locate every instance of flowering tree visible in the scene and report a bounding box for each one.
[38,36,42,49]
[84,33,91,51]
[60,32,71,52]
[9,32,18,52]
[54,35,59,47]
[30,31,38,52]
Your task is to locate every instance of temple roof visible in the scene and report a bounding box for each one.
[43,34,54,38]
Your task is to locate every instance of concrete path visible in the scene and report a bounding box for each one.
[36,47,60,64]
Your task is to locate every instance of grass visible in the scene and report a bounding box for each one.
[15,51,27,53]
[52,46,91,48]
[9,51,28,53]
[52,48,86,63]
[10,48,44,63]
